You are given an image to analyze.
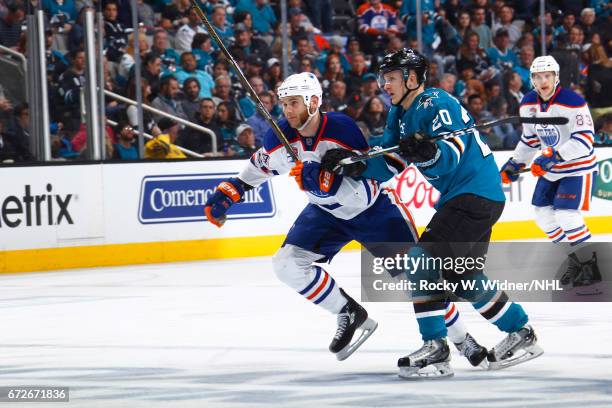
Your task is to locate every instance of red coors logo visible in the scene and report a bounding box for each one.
[394,167,439,209]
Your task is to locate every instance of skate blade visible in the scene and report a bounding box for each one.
[335,318,378,361]
[488,344,544,370]
[398,362,454,379]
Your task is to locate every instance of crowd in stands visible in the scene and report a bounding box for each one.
[0,0,611,162]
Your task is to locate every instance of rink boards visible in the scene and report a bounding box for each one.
[0,148,611,273]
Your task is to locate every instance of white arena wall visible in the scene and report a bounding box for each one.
[1,148,610,273]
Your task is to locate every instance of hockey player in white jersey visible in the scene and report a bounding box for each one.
[500,55,598,289]
[204,72,487,364]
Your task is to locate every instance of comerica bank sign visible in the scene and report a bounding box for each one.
[138,174,276,224]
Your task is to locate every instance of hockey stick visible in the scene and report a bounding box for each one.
[189,0,298,162]
[336,115,569,169]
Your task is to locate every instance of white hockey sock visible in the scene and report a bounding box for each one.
[444,301,468,344]
[298,266,347,314]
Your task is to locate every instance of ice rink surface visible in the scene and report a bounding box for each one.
[1,237,612,407]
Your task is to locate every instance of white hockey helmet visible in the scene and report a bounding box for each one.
[530,55,560,93]
[277,72,323,109]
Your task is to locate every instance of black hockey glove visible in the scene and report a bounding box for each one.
[320,148,367,177]
[398,134,439,165]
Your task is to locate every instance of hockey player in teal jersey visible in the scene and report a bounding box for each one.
[371,49,542,377]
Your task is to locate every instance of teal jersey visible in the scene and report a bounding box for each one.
[378,88,505,208]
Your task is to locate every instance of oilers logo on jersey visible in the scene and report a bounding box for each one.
[535,124,561,147]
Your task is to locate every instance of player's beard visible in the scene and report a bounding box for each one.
[292,108,310,130]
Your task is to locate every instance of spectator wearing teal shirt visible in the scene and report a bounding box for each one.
[173,52,215,99]
[486,29,519,70]
[43,0,77,25]
[513,44,534,94]
[191,33,214,72]
[210,4,235,49]
[113,122,140,160]
[235,0,277,36]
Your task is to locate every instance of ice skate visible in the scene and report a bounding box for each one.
[398,338,454,379]
[454,332,488,369]
[487,325,543,370]
[329,289,378,361]
[561,254,582,286]
[574,253,601,285]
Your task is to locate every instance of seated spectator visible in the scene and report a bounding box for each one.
[160,0,190,31]
[263,58,282,90]
[144,118,186,159]
[141,52,162,100]
[358,96,387,137]
[126,77,160,137]
[50,123,79,160]
[344,52,369,95]
[71,121,116,159]
[191,33,214,72]
[316,35,351,74]
[180,78,202,121]
[175,7,207,53]
[467,94,497,145]
[594,113,612,145]
[438,73,457,96]
[174,52,215,98]
[457,31,493,81]
[0,4,25,49]
[57,50,86,131]
[151,75,188,120]
[488,97,519,149]
[238,76,265,120]
[579,8,596,40]
[487,29,519,70]
[43,0,76,32]
[45,29,69,84]
[217,101,239,150]
[177,97,222,154]
[504,71,524,116]
[235,0,277,38]
[228,123,257,158]
[212,75,239,115]
[136,0,155,28]
[233,10,254,32]
[5,103,34,162]
[118,31,150,86]
[325,80,348,113]
[112,121,139,160]
[103,1,130,63]
[491,5,523,47]
[514,45,534,93]
[320,53,344,94]
[358,0,401,54]
[151,29,180,73]
[230,23,272,63]
[470,6,491,49]
[245,89,274,144]
[555,13,576,44]
[209,4,234,49]
[290,35,317,74]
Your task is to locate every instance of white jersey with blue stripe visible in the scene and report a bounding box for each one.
[515,87,597,181]
[238,112,382,220]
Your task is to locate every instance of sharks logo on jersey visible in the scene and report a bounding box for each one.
[535,124,561,147]
[417,92,439,110]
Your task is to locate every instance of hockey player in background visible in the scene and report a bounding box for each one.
[343,48,543,378]
[500,56,600,291]
[204,72,486,364]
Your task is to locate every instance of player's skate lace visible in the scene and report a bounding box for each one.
[458,334,480,358]
[561,258,581,285]
[334,312,349,340]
